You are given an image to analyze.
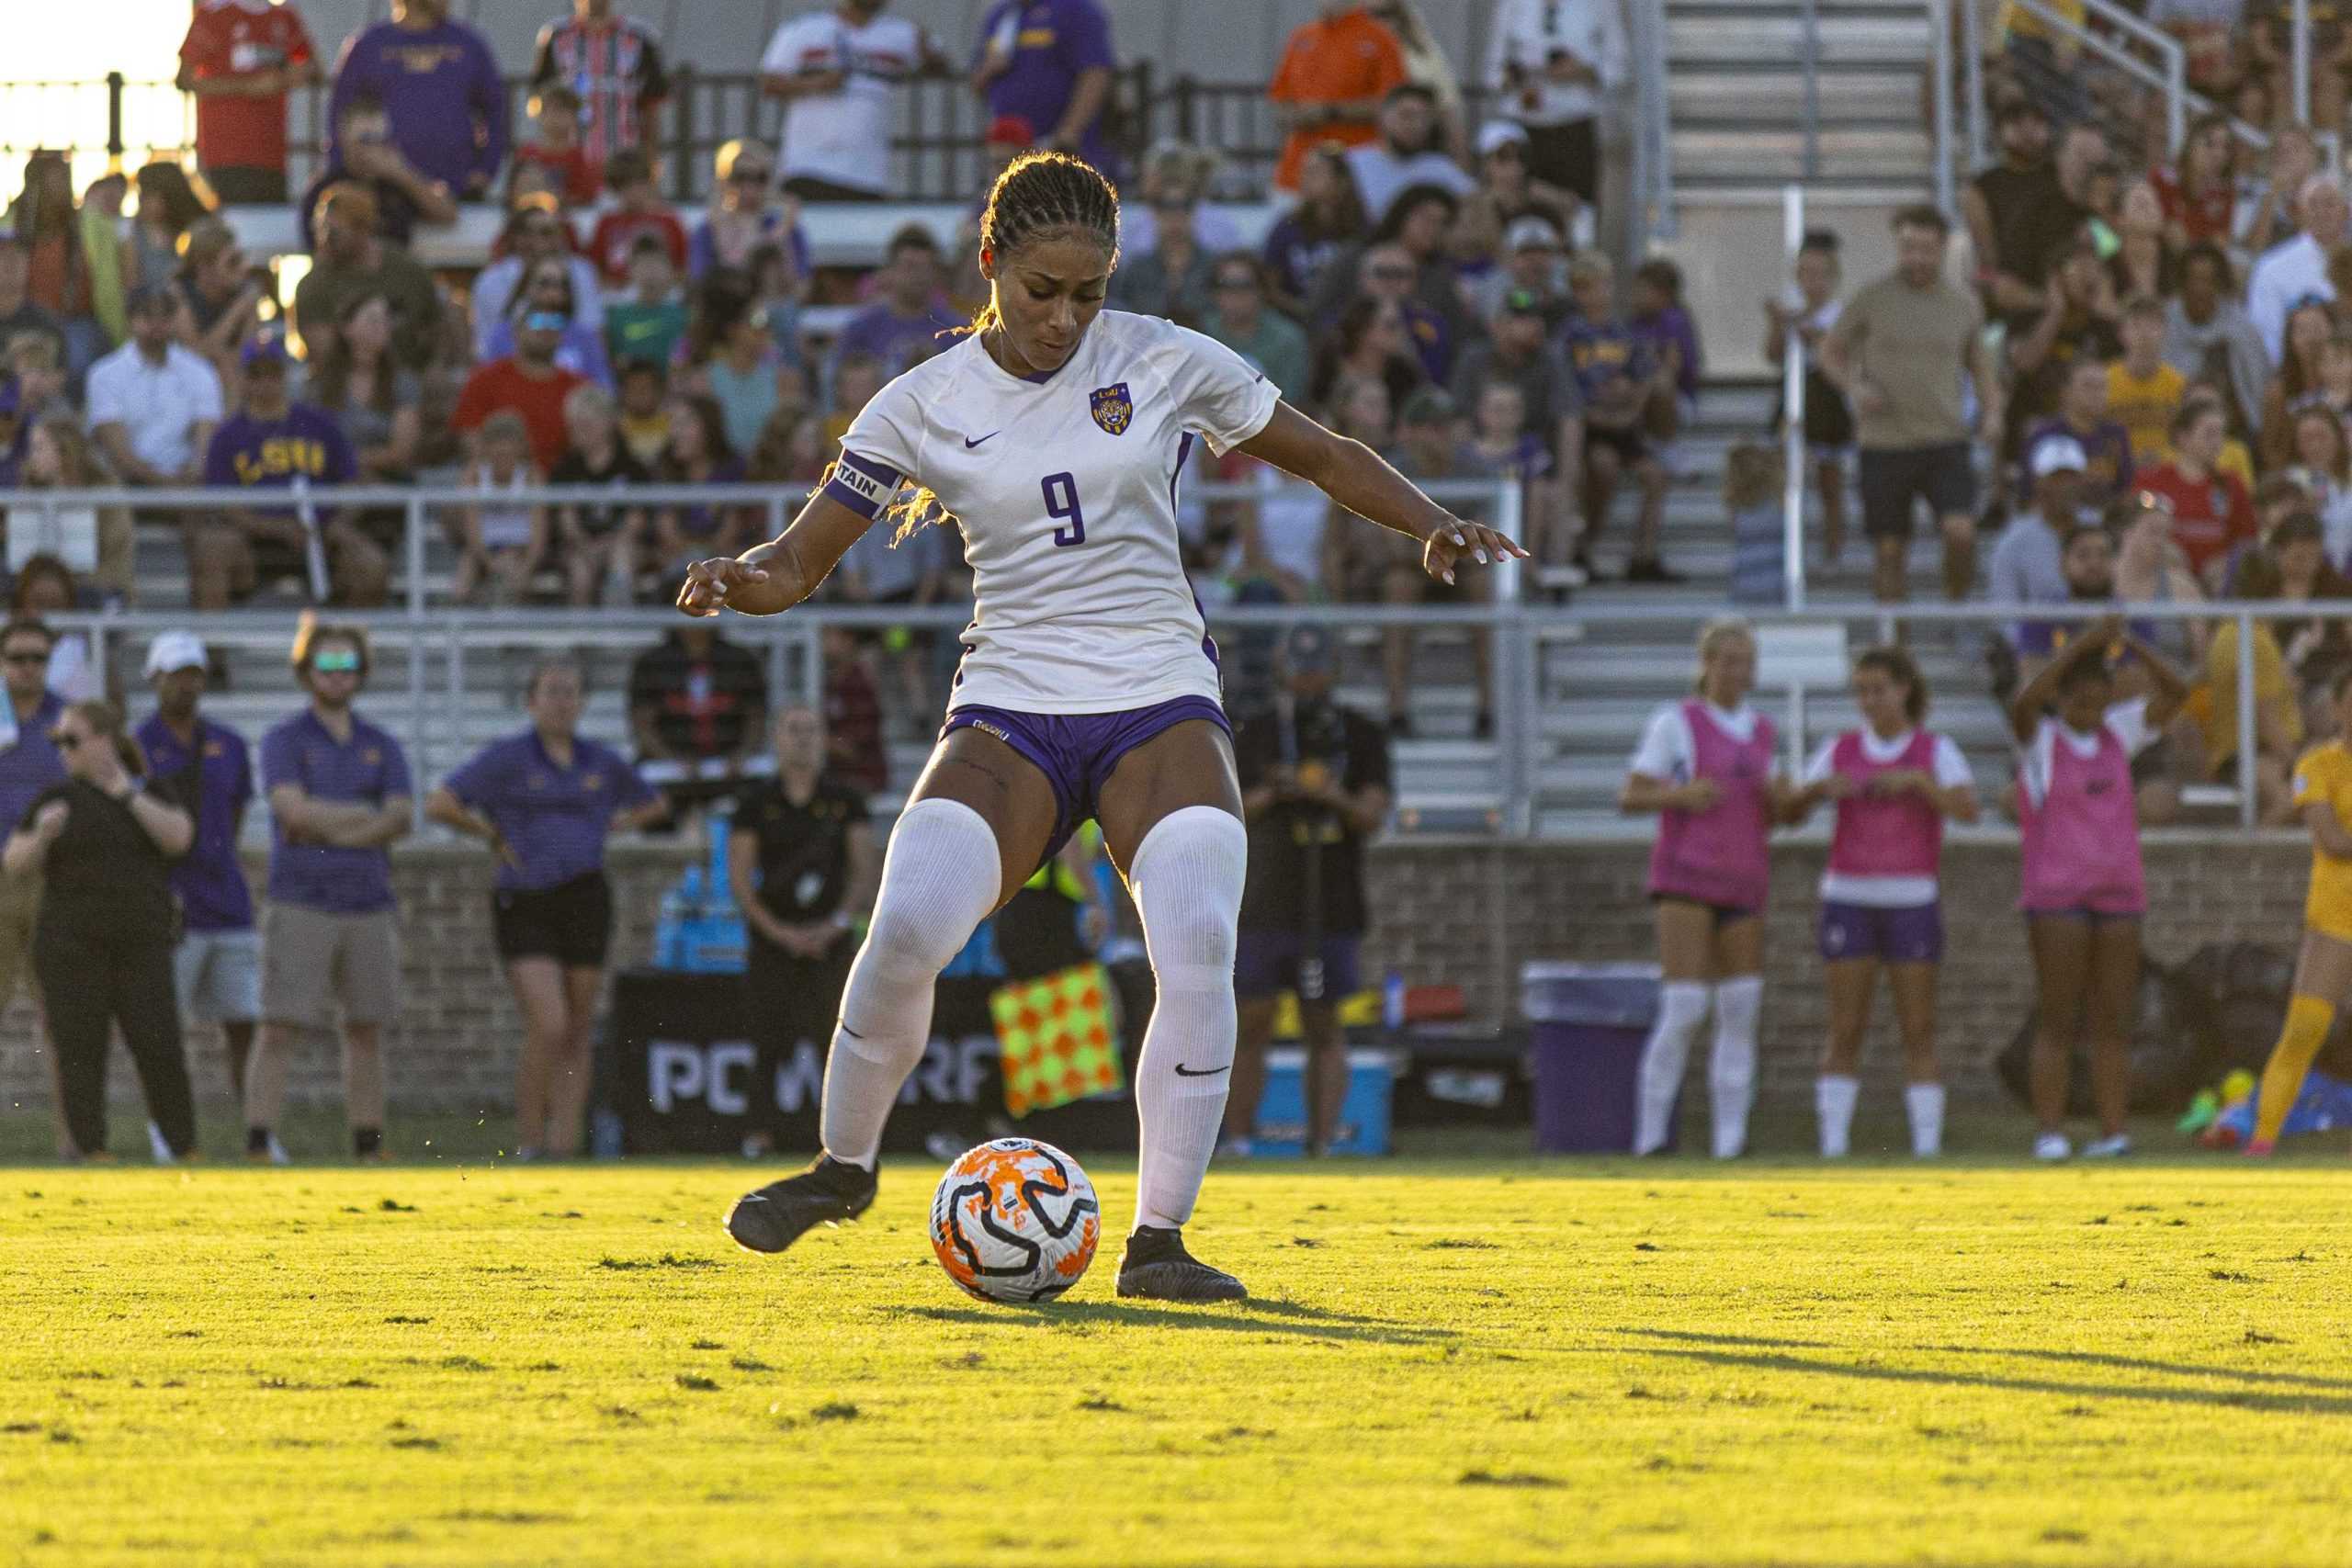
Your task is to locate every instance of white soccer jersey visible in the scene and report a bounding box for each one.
[824,310,1281,715]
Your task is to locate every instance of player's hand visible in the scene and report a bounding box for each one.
[1422,518,1530,586]
[1818,773,1859,800]
[677,556,773,616]
[1866,768,1931,797]
[1677,778,1722,812]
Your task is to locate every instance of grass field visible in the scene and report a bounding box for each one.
[5,1143,2351,1568]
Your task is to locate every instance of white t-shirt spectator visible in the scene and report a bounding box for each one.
[86,342,225,479]
[1484,0,1628,127]
[1801,728,1975,906]
[1343,143,1476,225]
[1119,203,1246,261]
[2246,231,2334,365]
[761,7,933,197]
[1245,465,1328,589]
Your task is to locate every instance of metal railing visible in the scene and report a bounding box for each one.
[1629,0,1676,243]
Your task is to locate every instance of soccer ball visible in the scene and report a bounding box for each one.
[929,1138,1101,1304]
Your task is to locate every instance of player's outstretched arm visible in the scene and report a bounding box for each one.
[1236,400,1529,586]
[676,490,877,618]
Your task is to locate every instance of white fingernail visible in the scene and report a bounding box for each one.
[1476,549,1488,564]
[1451,531,1465,545]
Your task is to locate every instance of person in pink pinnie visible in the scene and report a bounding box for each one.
[1790,646,1980,1159]
[2010,615,2189,1164]
[1621,618,1800,1158]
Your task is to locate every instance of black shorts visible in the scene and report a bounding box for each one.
[1859,443,1976,540]
[1585,423,1649,467]
[781,175,888,202]
[1522,118,1599,203]
[492,872,614,968]
[204,166,288,205]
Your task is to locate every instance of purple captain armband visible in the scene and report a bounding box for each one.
[823,450,904,520]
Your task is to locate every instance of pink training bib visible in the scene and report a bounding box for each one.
[1826,728,1944,881]
[2018,720,2146,915]
[1647,700,1777,912]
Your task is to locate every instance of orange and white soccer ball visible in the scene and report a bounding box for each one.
[929,1138,1101,1303]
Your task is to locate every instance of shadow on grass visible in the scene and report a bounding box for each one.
[1611,1329,2352,1415]
[1618,1326,2352,1394]
[893,1298,1457,1346]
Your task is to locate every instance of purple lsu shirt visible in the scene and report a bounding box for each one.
[260,707,413,914]
[443,729,655,892]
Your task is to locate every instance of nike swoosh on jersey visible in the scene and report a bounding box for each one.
[1171,1063,1230,1077]
[964,431,1001,448]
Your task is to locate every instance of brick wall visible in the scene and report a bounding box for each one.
[0,834,2314,1118]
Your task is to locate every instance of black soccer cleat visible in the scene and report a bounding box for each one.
[724,1153,876,1255]
[1114,1224,1249,1302]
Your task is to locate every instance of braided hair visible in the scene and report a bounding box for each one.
[869,152,1123,541]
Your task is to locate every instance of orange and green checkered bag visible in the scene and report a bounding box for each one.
[990,963,1124,1117]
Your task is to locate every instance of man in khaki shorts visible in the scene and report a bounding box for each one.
[243,625,412,1162]
[0,617,67,1152]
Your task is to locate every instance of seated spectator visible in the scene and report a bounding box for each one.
[1370,0,1468,159]
[2262,509,2352,738]
[1990,435,2086,656]
[4,333,71,432]
[1344,84,1475,225]
[1724,442,1785,608]
[483,255,614,391]
[2014,520,2121,688]
[10,418,134,611]
[197,338,388,608]
[616,357,673,466]
[295,91,459,251]
[652,393,752,573]
[1469,213,1571,330]
[836,515,948,728]
[1963,96,2081,318]
[453,303,590,471]
[174,219,266,388]
[2107,297,2186,465]
[694,299,789,457]
[833,224,966,378]
[120,163,209,304]
[819,622,888,794]
[2260,299,2335,469]
[2005,232,2121,445]
[1450,287,1580,561]
[1309,296,1428,414]
[6,152,102,377]
[2112,491,2209,671]
[2147,0,2249,104]
[0,231,67,376]
[1562,252,1676,582]
[2250,175,2350,363]
[2140,396,2257,588]
[822,353,888,451]
[745,242,809,367]
[511,83,600,210]
[746,403,828,491]
[2152,112,2238,250]
[87,286,222,492]
[1116,141,1246,260]
[587,148,689,286]
[1202,254,1311,401]
[2243,124,2320,258]
[2018,360,2131,523]
[1992,0,2087,126]
[1261,144,1371,321]
[1629,257,1701,439]
[311,293,423,485]
[1361,386,1492,735]
[453,411,548,604]
[2166,245,2267,440]
[604,233,690,374]
[6,555,98,700]
[2288,404,2352,566]
[2204,542,2309,826]
[548,383,650,606]
[1110,195,1216,325]
[689,141,811,284]
[629,618,770,813]
[2106,180,2175,305]
[1464,378,1558,573]
[292,184,442,368]
[470,197,605,363]
[1456,120,1576,277]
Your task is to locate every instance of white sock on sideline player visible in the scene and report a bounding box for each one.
[1126,805,1249,1232]
[1634,981,1712,1155]
[820,798,1001,1170]
[1817,1073,1860,1157]
[1905,1081,1946,1158]
[1710,976,1763,1159]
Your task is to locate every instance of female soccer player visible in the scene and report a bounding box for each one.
[1790,647,1980,1158]
[2010,617,2188,1162]
[1621,618,1798,1160]
[678,152,1523,1302]
[2245,670,2352,1155]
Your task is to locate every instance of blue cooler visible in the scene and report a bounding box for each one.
[1522,962,1665,1154]
[1250,1047,1393,1156]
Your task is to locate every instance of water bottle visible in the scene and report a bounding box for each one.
[1381,968,1407,1031]
[654,884,687,968]
[590,1109,625,1160]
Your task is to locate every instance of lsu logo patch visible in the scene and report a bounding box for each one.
[1089,383,1133,436]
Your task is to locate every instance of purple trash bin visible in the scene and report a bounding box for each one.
[1521,962,1668,1154]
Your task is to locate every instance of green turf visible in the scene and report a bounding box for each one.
[3,1152,2349,1567]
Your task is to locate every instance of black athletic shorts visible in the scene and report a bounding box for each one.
[492,872,614,968]
[1584,422,1649,467]
[1522,118,1599,203]
[1859,442,1977,540]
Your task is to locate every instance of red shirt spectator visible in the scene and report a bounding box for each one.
[2151,114,2238,247]
[176,0,319,202]
[531,2,672,172]
[514,141,603,209]
[453,355,587,470]
[2139,400,2256,578]
[586,150,689,283]
[1268,4,1408,192]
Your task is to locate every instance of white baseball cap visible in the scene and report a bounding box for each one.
[2030,434,2088,479]
[144,630,208,678]
[1477,119,1530,158]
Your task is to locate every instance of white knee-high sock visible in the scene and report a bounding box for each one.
[1905,1080,1946,1157]
[818,798,1001,1170]
[1634,981,1713,1155]
[1127,806,1248,1232]
[1710,976,1764,1159]
[1817,1074,1860,1158]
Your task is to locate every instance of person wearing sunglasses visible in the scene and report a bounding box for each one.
[0,616,67,1152]
[245,624,413,1163]
[3,699,196,1163]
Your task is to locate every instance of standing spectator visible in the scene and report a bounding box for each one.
[295,93,460,252]
[2165,243,2269,435]
[453,304,590,471]
[429,660,663,1159]
[328,0,508,201]
[0,231,67,373]
[1343,85,1475,226]
[1485,0,1624,235]
[120,164,210,305]
[136,630,260,1102]
[687,142,813,285]
[729,705,879,1157]
[604,232,690,371]
[831,224,966,376]
[1822,206,2002,608]
[2249,175,2351,364]
[1766,230,1853,567]
[0,618,66,1151]
[291,185,442,368]
[1962,97,2079,318]
[2108,297,2187,464]
[511,85,602,211]
[2139,397,2257,585]
[587,149,688,285]
[1368,0,1468,161]
[246,624,413,1164]
[549,383,649,604]
[531,0,672,176]
[175,0,322,205]
[1111,195,1216,325]
[2019,356,2133,521]
[1203,253,1311,401]
[484,256,616,392]
[1261,145,1371,321]
[198,338,388,608]
[470,199,606,363]
[6,155,100,376]
[1223,625,1391,1158]
[5,700,197,1165]
[87,286,224,494]
[1268,2,1408,194]
[629,619,769,813]
[1562,253,1677,583]
[971,0,1118,172]
[763,0,950,202]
